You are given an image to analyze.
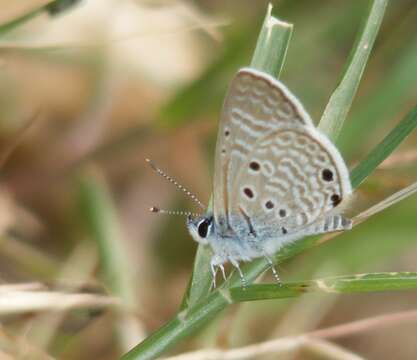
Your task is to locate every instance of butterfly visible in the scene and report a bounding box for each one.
[186,68,352,286]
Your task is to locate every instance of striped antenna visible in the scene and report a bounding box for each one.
[149,207,201,218]
[146,158,206,210]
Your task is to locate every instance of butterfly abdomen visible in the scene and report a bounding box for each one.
[310,215,352,234]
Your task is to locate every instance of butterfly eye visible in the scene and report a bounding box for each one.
[198,218,212,238]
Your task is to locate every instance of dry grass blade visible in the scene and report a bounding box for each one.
[163,309,417,360]
[0,289,119,315]
[304,339,365,360]
[0,20,230,53]
[163,338,363,360]
[0,282,46,292]
[26,241,98,349]
[353,180,417,224]
[0,326,55,360]
[0,234,60,281]
[0,110,40,169]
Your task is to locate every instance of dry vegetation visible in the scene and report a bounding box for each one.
[0,1,417,359]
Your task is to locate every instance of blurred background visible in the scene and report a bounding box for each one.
[0,0,417,359]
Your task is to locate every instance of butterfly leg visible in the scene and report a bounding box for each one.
[219,264,227,282]
[230,259,247,288]
[263,254,281,285]
[210,262,218,290]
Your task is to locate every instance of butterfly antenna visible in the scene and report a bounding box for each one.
[149,206,201,217]
[146,158,206,210]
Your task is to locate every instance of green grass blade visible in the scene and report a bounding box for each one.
[122,291,229,360]
[0,1,80,34]
[78,169,144,349]
[318,0,388,140]
[77,170,137,310]
[179,245,213,311]
[179,197,214,311]
[339,41,417,154]
[0,8,44,34]
[350,105,417,188]
[230,272,417,301]
[45,0,81,15]
[250,3,293,77]
[121,238,318,360]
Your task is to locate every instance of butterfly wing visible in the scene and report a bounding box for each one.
[229,125,351,248]
[213,68,314,231]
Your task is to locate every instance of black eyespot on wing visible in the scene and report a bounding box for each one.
[279,209,286,217]
[282,227,288,234]
[198,219,211,238]
[224,130,230,137]
[243,187,254,199]
[265,200,274,209]
[331,194,341,207]
[322,169,334,181]
[249,161,260,171]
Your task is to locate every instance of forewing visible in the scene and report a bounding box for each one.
[213,68,314,229]
[229,126,352,239]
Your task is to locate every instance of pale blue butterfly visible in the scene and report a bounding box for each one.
[151,68,352,287]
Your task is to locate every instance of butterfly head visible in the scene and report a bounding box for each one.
[186,214,215,245]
